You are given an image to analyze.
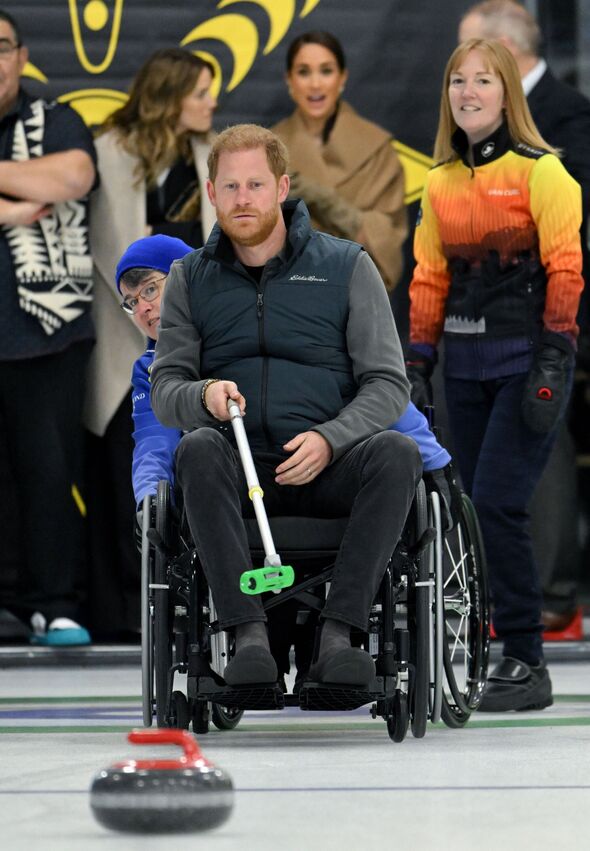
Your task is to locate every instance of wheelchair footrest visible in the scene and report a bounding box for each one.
[187,676,285,710]
[298,677,386,711]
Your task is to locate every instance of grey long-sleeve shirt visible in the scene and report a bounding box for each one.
[150,249,410,462]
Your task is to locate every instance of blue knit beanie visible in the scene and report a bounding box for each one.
[115,234,192,293]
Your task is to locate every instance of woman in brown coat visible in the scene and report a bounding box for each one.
[273,31,407,291]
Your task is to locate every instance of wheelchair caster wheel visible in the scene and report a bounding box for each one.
[386,692,409,743]
[212,704,244,731]
[90,730,233,833]
[192,700,210,734]
[169,691,190,729]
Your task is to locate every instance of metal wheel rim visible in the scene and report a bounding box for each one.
[428,491,444,723]
[140,493,154,727]
[443,516,474,699]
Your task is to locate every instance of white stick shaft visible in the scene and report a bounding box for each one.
[227,399,280,565]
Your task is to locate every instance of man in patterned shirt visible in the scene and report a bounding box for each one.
[0,9,97,646]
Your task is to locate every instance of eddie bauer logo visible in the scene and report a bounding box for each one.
[289,274,328,282]
[481,142,495,158]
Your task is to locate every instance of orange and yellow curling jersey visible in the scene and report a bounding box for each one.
[410,131,583,352]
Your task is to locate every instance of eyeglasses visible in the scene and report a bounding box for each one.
[0,39,21,58]
[120,276,165,315]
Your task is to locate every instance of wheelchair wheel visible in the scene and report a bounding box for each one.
[386,691,409,743]
[169,690,190,729]
[408,482,430,739]
[140,494,154,727]
[211,704,244,731]
[440,493,490,728]
[192,700,210,734]
[154,480,173,727]
[427,490,444,724]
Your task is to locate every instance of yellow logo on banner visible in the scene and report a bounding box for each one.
[21,0,430,202]
[23,61,47,83]
[393,141,434,205]
[68,0,124,74]
[58,87,128,126]
[181,14,259,93]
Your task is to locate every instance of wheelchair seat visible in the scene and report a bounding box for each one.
[244,516,348,557]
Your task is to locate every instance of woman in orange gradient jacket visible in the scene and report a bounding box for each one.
[407,39,583,713]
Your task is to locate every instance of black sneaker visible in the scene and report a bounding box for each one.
[308,647,376,688]
[223,645,278,686]
[478,656,553,712]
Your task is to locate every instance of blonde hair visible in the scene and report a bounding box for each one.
[433,38,557,162]
[208,124,289,183]
[101,48,214,188]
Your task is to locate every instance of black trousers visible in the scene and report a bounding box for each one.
[176,428,422,631]
[445,373,567,665]
[84,396,141,637]
[0,341,92,624]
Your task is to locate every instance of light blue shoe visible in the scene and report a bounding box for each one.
[30,614,91,647]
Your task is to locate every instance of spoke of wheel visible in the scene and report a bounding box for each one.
[446,611,468,659]
[444,545,469,590]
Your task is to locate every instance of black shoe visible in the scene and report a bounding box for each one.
[308,647,376,688]
[478,657,553,712]
[224,645,278,686]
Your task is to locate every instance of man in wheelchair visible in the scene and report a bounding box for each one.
[137,125,458,691]
[117,233,458,694]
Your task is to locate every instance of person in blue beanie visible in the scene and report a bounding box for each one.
[116,235,192,507]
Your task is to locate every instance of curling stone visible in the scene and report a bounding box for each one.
[90,728,233,833]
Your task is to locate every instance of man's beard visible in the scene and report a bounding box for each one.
[217,205,280,247]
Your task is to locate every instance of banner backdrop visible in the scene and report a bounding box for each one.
[4,0,474,203]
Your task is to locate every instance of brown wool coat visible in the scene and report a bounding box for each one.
[273,101,407,291]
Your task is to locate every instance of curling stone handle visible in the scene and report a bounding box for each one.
[128,728,203,761]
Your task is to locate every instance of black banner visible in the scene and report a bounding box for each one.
[3,0,475,201]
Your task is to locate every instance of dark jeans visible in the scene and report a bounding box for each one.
[175,428,422,631]
[85,396,141,637]
[0,341,92,624]
[445,372,569,665]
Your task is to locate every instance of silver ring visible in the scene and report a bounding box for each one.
[307,468,312,477]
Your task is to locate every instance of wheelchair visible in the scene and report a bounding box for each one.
[140,472,490,744]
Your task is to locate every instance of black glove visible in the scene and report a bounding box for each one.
[521,334,573,434]
[424,462,462,532]
[405,349,435,412]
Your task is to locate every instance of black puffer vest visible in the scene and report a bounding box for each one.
[184,200,362,454]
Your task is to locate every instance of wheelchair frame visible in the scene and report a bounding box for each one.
[141,478,489,743]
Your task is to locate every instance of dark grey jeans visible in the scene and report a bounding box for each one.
[175,428,422,630]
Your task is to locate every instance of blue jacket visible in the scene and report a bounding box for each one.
[131,344,450,505]
[131,340,181,505]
